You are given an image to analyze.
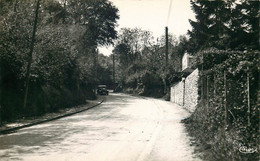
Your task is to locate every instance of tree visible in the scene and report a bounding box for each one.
[114,28,154,65]
[65,0,119,47]
[188,0,235,52]
[229,0,259,50]
[188,0,259,52]
[0,0,119,121]
[113,28,183,97]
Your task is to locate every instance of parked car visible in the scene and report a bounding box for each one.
[97,85,109,95]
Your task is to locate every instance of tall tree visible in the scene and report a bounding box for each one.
[113,28,155,88]
[188,0,234,52]
[229,0,259,50]
[114,28,154,64]
[66,0,119,47]
[188,0,259,52]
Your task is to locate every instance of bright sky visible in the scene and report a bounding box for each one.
[99,0,195,55]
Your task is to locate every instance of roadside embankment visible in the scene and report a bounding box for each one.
[0,97,104,135]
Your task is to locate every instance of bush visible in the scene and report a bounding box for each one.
[184,49,259,161]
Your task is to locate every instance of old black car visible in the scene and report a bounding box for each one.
[97,85,109,95]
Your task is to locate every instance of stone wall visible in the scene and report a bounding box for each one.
[170,68,199,112]
[170,81,184,106]
[184,68,199,112]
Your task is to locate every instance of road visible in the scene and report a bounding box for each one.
[0,93,201,161]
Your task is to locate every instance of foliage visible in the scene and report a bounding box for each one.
[188,0,259,52]
[185,1,259,159]
[185,49,259,161]
[113,28,184,97]
[0,0,118,121]
[65,0,119,47]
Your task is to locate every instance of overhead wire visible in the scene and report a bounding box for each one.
[166,0,173,26]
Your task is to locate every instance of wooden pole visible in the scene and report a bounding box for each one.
[165,27,169,71]
[113,54,115,91]
[23,0,40,109]
[94,48,98,93]
[164,26,169,94]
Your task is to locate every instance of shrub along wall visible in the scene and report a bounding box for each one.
[184,49,259,161]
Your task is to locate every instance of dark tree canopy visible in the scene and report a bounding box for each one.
[0,0,119,121]
[188,0,259,52]
[65,0,119,47]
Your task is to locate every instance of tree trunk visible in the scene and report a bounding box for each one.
[206,75,209,108]
[247,70,251,126]
[63,0,67,23]
[224,70,227,128]
[13,0,18,12]
[214,74,216,96]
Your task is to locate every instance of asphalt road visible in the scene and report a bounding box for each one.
[0,93,201,161]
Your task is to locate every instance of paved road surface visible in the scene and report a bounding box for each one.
[0,93,201,161]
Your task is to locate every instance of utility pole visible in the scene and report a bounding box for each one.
[94,48,98,94]
[23,0,40,109]
[164,26,169,94]
[113,54,115,91]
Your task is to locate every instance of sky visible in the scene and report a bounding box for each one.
[99,0,195,55]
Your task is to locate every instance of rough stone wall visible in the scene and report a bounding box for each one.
[184,68,199,112]
[170,68,199,112]
[170,81,184,106]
